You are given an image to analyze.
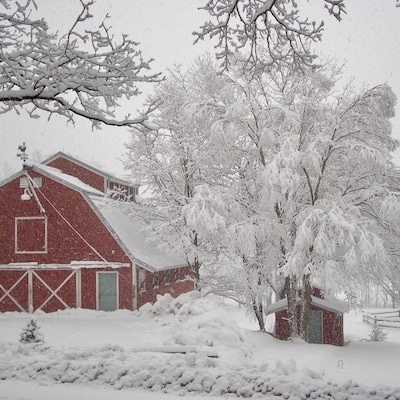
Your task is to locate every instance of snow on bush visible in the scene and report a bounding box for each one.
[138,291,249,361]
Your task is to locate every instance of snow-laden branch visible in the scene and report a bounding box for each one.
[194,0,346,70]
[0,0,162,128]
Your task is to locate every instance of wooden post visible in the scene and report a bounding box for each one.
[28,269,33,313]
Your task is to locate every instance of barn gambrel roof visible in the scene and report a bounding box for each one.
[41,151,138,187]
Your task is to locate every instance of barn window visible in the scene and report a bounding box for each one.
[107,179,136,202]
[152,272,159,288]
[15,216,47,253]
[138,268,147,292]
[20,177,42,188]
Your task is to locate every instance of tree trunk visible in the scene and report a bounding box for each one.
[252,299,265,331]
[300,274,312,341]
[191,254,201,290]
[191,232,201,289]
[285,276,298,338]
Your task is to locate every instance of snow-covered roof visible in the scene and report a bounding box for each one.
[88,195,187,272]
[0,162,105,194]
[0,262,128,270]
[26,162,105,196]
[265,295,348,315]
[41,151,137,187]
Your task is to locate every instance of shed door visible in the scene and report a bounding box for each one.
[308,310,323,344]
[97,272,118,311]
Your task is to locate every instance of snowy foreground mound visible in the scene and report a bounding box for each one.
[1,292,400,399]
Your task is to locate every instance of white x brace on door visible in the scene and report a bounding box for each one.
[0,269,79,312]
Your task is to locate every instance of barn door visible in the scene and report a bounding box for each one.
[32,270,77,312]
[308,310,323,344]
[97,272,118,311]
[0,269,78,313]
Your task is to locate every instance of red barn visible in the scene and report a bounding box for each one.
[265,288,347,346]
[0,152,194,313]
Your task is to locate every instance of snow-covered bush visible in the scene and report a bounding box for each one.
[368,324,388,342]
[19,318,44,344]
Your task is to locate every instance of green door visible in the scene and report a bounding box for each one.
[308,310,323,344]
[98,273,118,311]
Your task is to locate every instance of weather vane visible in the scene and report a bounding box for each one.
[17,142,28,164]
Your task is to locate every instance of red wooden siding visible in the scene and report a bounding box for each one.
[46,157,105,192]
[0,171,130,266]
[137,266,195,308]
[15,216,47,253]
[322,309,344,346]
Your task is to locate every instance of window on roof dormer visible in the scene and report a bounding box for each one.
[107,180,136,202]
[20,177,42,189]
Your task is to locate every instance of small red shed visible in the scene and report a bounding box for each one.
[265,288,347,346]
[0,152,194,313]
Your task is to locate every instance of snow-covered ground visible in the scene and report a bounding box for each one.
[0,292,399,399]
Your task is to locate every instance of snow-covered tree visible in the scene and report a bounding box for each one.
[368,324,388,342]
[20,318,44,344]
[260,67,399,340]
[173,59,288,329]
[125,53,399,335]
[195,0,346,70]
[179,58,399,336]
[369,192,400,307]
[124,57,229,283]
[0,0,161,129]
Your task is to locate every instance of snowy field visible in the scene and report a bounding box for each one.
[0,292,400,399]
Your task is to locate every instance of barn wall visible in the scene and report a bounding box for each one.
[0,266,133,313]
[46,157,105,192]
[136,266,195,308]
[0,169,134,311]
[0,170,130,266]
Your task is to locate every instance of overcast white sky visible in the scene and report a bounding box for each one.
[1,0,399,181]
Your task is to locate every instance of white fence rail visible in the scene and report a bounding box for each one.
[362,309,400,329]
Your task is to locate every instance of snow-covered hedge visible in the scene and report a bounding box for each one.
[1,341,400,399]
